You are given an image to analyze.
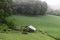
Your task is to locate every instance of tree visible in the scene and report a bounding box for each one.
[0,0,14,31]
[14,0,48,16]
[0,0,18,32]
[0,0,13,24]
[40,1,48,15]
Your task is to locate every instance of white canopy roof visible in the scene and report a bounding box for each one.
[27,25,36,31]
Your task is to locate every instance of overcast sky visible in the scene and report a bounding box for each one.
[41,0,60,10]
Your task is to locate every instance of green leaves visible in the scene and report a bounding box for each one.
[0,24,9,32]
[16,1,47,16]
[0,0,14,31]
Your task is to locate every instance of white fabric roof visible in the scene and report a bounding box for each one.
[28,25,36,31]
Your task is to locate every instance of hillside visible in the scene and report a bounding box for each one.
[0,32,55,40]
[1,15,60,40]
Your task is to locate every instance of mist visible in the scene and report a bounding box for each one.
[42,0,60,10]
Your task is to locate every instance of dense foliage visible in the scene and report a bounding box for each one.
[13,0,48,16]
[0,0,13,24]
[0,0,14,32]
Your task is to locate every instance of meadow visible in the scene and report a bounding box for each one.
[0,15,60,40]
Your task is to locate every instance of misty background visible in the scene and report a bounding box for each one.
[12,0,60,16]
[13,0,60,10]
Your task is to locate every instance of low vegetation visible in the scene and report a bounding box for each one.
[0,31,55,40]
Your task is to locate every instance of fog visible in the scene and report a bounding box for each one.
[42,0,60,10]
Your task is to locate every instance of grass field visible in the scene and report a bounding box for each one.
[0,15,60,40]
[0,32,55,40]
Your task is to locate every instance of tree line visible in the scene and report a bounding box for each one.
[13,0,48,16]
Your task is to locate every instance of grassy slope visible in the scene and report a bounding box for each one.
[0,32,54,40]
[0,15,60,40]
[7,15,60,39]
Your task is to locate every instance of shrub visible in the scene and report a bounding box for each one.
[6,18,21,31]
[7,18,16,30]
[0,24,9,32]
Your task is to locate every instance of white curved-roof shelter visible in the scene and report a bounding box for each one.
[27,25,36,31]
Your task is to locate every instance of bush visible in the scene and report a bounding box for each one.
[0,24,9,32]
[6,18,20,31]
[7,18,16,30]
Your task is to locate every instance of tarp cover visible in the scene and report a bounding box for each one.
[27,25,36,31]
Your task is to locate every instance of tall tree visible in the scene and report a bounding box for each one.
[0,0,13,24]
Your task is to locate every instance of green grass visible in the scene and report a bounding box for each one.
[0,15,60,40]
[7,15,60,39]
[0,32,55,40]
